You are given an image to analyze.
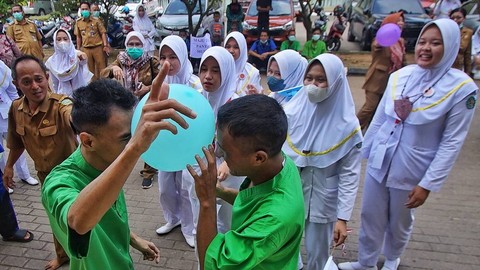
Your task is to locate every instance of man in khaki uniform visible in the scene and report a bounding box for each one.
[75,2,110,80]
[6,5,44,61]
[2,55,78,270]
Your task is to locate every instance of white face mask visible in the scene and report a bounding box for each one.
[57,42,70,53]
[305,84,329,103]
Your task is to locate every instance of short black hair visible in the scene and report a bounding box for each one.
[312,27,322,34]
[11,55,48,80]
[80,2,91,8]
[260,30,269,36]
[450,7,467,18]
[12,4,23,11]
[217,95,287,157]
[72,79,136,133]
[213,11,221,16]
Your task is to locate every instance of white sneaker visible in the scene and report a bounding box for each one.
[183,233,195,248]
[21,177,39,186]
[155,221,181,235]
[8,187,13,194]
[338,261,378,270]
[381,258,400,270]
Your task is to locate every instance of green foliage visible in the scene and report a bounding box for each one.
[182,0,222,36]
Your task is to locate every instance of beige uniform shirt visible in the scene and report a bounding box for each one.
[74,17,106,48]
[7,92,78,174]
[6,20,43,60]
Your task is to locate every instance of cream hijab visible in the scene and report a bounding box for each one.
[384,19,478,124]
[283,53,363,168]
[200,46,237,117]
[159,35,195,85]
[45,29,92,96]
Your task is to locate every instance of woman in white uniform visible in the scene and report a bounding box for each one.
[283,53,363,270]
[155,35,201,248]
[339,19,478,270]
[45,29,92,97]
[224,31,262,96]
[182,47,244,241]
[266,49,308,106]
[132,4,156,56]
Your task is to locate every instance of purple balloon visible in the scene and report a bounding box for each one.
[376,23,401,47]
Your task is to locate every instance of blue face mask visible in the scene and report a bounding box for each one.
[267,76,286,92]
[126,47,144,60]
[81,10,90,18]
[13,12,23,21]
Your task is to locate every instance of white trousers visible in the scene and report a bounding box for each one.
[0,132,31,180]
[158,170,195,237]
[305,220,335,270]
[358,174,415,267]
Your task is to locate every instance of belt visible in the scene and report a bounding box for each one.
[83,44,102,49]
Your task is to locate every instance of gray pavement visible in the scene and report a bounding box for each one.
[1,76,480,270]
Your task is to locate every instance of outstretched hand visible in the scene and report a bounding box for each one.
[129,61,197,155]
[187,145,218,207]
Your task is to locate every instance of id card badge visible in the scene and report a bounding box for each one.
[371,143,387,169]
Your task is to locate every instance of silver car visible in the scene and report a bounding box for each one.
[23,0,54,16]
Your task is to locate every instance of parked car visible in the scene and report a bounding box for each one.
[462,0,479,31]
[156,0,221,38]
[23,0,53,16]
[242,0,295,45]
[347,0,431,51]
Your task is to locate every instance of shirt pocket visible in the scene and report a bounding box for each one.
[78,26,87,37]
[39,125,58,148]
[310,175,339,221]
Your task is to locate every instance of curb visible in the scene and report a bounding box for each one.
[347,67,368,75]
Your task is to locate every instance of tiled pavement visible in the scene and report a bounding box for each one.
[1,76,479,269]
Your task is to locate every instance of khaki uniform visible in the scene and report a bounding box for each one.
[7,92,78,262]
[357,39,406,130]
[74,17,107,80]
[453,26,473,75]
[6,20,43,61]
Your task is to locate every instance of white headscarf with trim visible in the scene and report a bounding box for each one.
[384,19,478,125]
[200,46,236,117]
[472,26,480,55]
[225,31,248,75]
[283,53,363,168]
[159,35,195,85]
[268,49,308,89]
[45,29,92,96]
[132,5,155,52]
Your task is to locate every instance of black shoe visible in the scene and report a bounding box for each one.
[142,178,153,189]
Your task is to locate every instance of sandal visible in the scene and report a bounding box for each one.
[3,229,34,243]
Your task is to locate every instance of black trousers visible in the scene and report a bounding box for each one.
[0,171,18,239]
[257,12,269,31]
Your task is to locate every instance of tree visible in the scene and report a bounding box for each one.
[299,0,322,40]
[181,0,221,36]
[94,0,127,30]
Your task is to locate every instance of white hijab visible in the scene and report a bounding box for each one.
[224,31,248,75]
[200,46,237,117]
[434,0,461,19]
[268,49,308,89]
[45,29,92,96]
[384,19,478,124]
[472,27,480,55]
[283,53,363,169]
[133,5,155,32]
[159,35,195,85]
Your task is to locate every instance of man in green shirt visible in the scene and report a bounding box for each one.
[187,94,305,270]
[280,29,301,52]
[42,63,196,269]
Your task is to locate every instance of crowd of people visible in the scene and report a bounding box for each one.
[0,1,478,270]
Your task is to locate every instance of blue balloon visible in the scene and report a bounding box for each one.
[131,84,215,172]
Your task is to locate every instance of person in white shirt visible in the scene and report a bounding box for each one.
[224,31,263,96]
[339,19,478,270]
[132,4,156,56]
[283,53,363,270]
[45,29,93,97]
[0,60,38,192]
[432,0,461,19]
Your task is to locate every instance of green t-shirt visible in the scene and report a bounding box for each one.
[205,154,305,270]
[42,148,133,270]
[301,40,327,60]
[280,40,301,52]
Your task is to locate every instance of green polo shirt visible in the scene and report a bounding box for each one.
[42,148,133,270]
[205,154,305,269]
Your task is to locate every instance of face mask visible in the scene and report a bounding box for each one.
[81,10,91,18]
[13,12,23,21]
[267,76,286,92]
[126,47,144,60]
[288,35,296,41]
[93,11,100,18]
[57,42,70,53]
[260,39,268,44]
[306,84,329,103]
[312,34,321,41]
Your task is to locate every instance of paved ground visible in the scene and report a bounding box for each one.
[1,76,479,270]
